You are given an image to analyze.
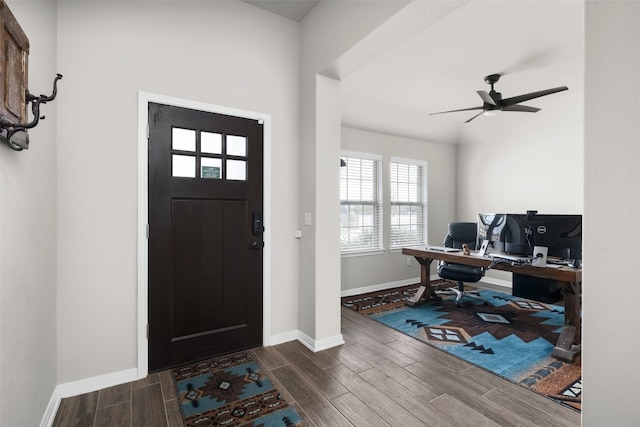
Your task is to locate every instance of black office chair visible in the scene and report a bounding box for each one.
[436,222,488,306]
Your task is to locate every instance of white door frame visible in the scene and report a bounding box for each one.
[136,91,272,377]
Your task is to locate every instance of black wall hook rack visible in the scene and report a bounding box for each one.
[0,73,63,151]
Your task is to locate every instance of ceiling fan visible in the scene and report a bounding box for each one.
[430,73,568,123]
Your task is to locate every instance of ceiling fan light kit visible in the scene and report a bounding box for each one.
[430,73,568,123]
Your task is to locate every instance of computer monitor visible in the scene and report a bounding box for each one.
[477,213,507,252]
[478,212,582,260]
[518,213,582,260]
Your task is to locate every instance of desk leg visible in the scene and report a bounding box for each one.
[405,257,433,307]
[552,281,582,362]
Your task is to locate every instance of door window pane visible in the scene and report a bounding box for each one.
[201,157,222,179]
[227,135,247,157]
[227,159,246,180]
[172,155,196,178]
[171,130,249,181]
[201,132,222,154]
[172,128,196,152]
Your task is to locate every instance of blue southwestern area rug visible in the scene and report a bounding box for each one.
[173,351,306,427]
[342,282,581,412]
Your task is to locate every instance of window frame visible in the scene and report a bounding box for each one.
[389,157,428,251]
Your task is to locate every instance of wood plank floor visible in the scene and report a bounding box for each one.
[52,307,581,426]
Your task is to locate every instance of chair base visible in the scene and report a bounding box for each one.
[435,282,489,306]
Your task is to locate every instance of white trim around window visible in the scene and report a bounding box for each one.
[389,157,428,250]
[340,151,383,255]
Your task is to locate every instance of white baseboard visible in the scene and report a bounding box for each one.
[270,329,345,353]
[40,368,141,427]
[477,276,512,292]
[298,330,345,352]
[56,367,140,398]
[340,277,420,297]
[269,329,300,346]
[437,274,512,292]
[39,392,62,427]
[340,275,513,299]
[39,326,349,426]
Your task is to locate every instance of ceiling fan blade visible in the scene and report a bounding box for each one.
[477,91,496,106]
[502,105,541,113]
[430,106,484,116]
[501,86,568,107]
[464,111,485,123]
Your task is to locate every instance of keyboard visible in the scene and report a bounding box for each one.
[425,246,461,253]
[488,253,531,262]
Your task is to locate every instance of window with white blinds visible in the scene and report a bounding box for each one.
[390,160,427,249]
[340,154,382,254]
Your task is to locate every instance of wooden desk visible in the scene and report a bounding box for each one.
[402,246,582,362]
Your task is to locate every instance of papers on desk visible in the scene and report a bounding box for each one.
[488,253,531,263]
[487,253,575,269]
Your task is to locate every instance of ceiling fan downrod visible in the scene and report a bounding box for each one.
[484,73,501,92]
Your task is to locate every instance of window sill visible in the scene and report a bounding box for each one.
[389,246,424,253]
[341,249,386,258]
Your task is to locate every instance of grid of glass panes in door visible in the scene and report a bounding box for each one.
[171,127,247,180]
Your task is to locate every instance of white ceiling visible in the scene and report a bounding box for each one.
[245,0,584,146]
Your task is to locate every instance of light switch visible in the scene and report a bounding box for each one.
[304,212,312,226]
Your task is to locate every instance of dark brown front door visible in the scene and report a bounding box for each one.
[147,102,264,372]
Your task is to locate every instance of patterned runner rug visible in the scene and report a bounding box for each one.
[173,351,306,426]
[342,281,581,412]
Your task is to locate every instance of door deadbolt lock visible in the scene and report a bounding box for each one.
[252,212,264,236]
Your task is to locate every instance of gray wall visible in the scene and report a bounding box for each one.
[583,1,640,424]
[456,80,584,219]
[340,127,456,293]
[54,1,301,383]
[0,3,58,426]
[298,0,409,346]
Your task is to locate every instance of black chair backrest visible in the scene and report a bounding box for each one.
[443,222,478,250]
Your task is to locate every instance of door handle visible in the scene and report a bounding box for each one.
[252,241,264,250]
